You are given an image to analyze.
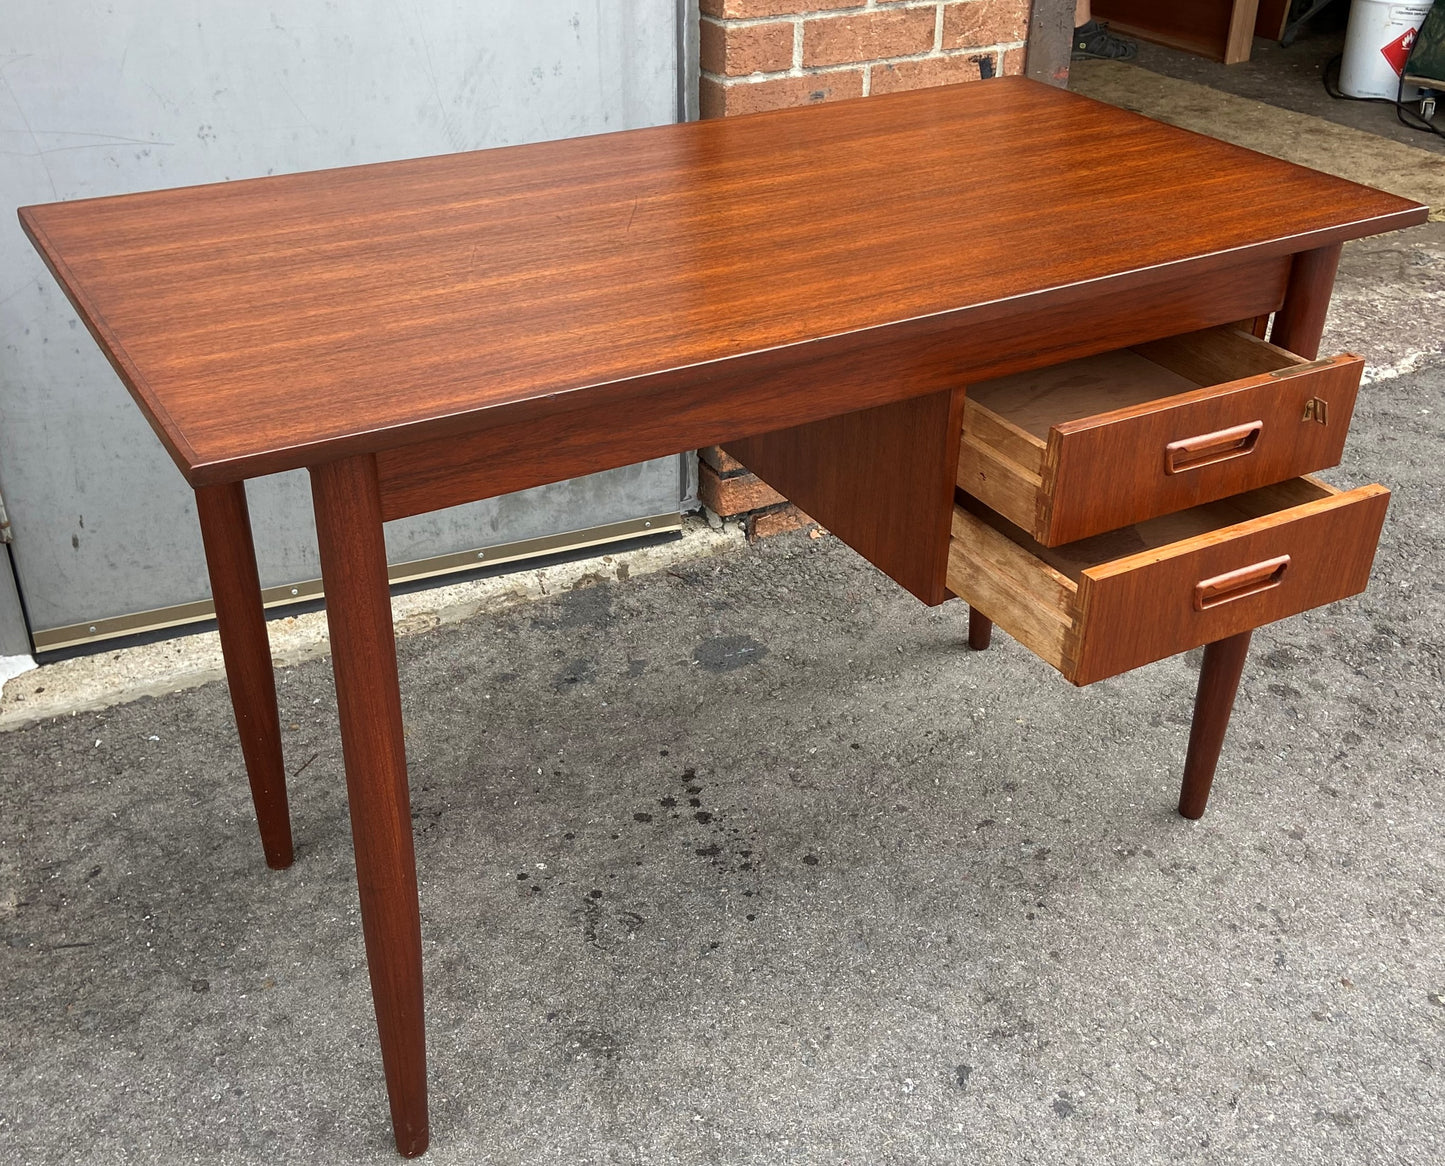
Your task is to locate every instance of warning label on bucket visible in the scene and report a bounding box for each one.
[1380,28,1417,76]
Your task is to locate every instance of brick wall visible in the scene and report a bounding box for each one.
[701,0,1031,118]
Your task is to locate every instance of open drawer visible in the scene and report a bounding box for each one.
[956,325,1365,546]
[946,476,1389,686]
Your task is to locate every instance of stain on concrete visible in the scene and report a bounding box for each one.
[693,634,767,672]
[553,658,594,689]
[537,583,615,631]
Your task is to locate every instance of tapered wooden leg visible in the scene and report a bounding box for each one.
[1270,243,1342,360]
[311,455,428,1158]
[968,607,993,651]
[195,482,293,870]
[1178,630,1253,820]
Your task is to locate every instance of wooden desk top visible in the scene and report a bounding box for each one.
[20,77,1424,487]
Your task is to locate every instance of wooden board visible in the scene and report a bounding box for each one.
[960,398,1046,471]
[967,325,1306,442]
[725,388,966,606]
[1132,326,1301,385]
[957,324,1363,546]
[375,251,1296,520]
[956,429,1045,538]
[1094,0,1261,64]
[20,78,1423,487]
[1073,482,1390,683]
[1255,0,1290,42]
[947,505,1076,673]
[1039,351,1364,544]
[1034,478,1336,580]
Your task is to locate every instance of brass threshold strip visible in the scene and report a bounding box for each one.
[33,512,683,654]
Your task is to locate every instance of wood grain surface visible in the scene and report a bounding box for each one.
[726,387,966,605]
[947,504,1076,673]
[310,456,429,1157]
[1071,482,1389,684]
[1038,350,1364,544]
[20,79,1424,487]
[968,348,1200,439]
[949,479,1390,685]
[1132,325,1301,385]
[194,482,293,870]
[1179,630,1253,819]
[1271,245,1343,360]
[374,252,1291,519]
[958,325,1364,546]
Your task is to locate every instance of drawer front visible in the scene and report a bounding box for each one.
[1041,354,1363,545]
[947,481,1390,686]
[1072,483,1389,684]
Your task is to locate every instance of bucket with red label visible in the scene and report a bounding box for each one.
[1339,0,1434,100]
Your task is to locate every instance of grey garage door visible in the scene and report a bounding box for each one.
[0,0,692,656]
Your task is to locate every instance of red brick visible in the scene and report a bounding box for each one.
[941,0,1030,50]
[747,503,815,541]
[702,0,862,17]
[869,53,983,95]
[701,18,795,77]
[1001,46,1026,75]
[699,445,748,474]
[699,461,787,515]
[701,69,864,118]
[701,75,726,119]
[802,9,937,68]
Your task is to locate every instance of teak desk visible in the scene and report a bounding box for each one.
[20,79,1426,1155]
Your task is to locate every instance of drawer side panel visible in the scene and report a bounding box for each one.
[728,388,965,605]
[947,506,1076,671]
[956,436,1044,535]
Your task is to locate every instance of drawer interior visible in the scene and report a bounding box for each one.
[994,476,1334,583]
[966,324,1308,448]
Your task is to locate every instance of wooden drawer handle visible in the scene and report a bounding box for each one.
[1165,420,1263,474]
[1193,555,1291,611]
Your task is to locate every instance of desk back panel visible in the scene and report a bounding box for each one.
[728,389,967,606]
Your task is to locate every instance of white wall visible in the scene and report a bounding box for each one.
[0,1,682,651]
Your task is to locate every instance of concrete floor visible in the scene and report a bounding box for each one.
[3,363,1444,1164]
[3,59,1445,1166]
[1124,26,1445,157]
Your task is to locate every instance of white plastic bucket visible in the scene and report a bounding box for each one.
[1339,0,1433,100]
